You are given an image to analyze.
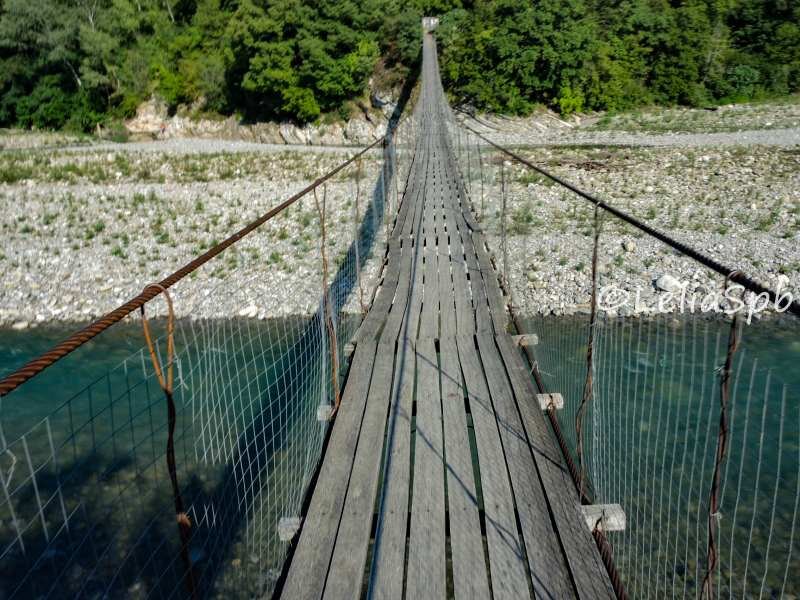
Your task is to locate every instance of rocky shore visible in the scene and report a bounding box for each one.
[470,143,799,317]
[123,96,393,146]
[0,144,390,327]
[1,98,798,326]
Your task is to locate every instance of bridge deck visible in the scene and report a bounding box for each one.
[278,33,615,600]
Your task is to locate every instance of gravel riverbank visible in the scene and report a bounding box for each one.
[1,100,798,327]
[0,143,390,327]
[470,143,799,317]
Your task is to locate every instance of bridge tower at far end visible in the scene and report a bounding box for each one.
[422,16,439,31]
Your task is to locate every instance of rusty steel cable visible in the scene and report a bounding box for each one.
[313,185,341,414]
[0,136,385,397]
[139,285,197,599]
[462,124,800,319]
[701,273,745,599]
[593,525,630,600]
[488,169,618,589]
[576,205,602,501]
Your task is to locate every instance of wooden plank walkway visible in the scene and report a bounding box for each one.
[278,32,615,600]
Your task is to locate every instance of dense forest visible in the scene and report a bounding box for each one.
[0,0,797,131]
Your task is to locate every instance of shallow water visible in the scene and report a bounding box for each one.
[1,314,798,597]
[0,316,352,598]
[524,313,800,598]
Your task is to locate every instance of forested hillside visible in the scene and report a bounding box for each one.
[437,0,800,115]
[0,0,797,132]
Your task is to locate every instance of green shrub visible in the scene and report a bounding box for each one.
[15,76,76,130]
[558,86,585,116]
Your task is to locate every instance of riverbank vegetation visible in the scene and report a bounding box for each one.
[0,0,797,131]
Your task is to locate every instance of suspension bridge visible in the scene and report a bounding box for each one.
[280,32,615,600]
[0,25,798,600]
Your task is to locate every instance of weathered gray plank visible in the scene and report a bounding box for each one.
[444,182,475,336]
[471,232,508,333]
[463,236,493,335]
[475,334,576,599]
[494,334,616,599]
[455,334,530,600]
[368,338,415,599]
[280,339,380,600]
[440,336,491,600]
[437,191,459,339]
[448,225,473,335]
[406,337,446,600]
[323,187,423,600]
[420,238,439,336]
[321,340,396,600]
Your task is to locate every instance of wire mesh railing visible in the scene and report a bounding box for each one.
[447,115,800,598]
[0,116,416,598]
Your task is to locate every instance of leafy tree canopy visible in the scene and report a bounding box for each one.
[0,0,796,130]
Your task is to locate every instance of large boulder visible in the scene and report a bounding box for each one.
[278,122,308,145]
[125,97,169,137]
[251,122,285,144]
[308,122,346,146]
[345,116,385,145]
[125,97,389,146]
[371,91,397,119]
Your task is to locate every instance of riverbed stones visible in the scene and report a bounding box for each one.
[655,274,683,293]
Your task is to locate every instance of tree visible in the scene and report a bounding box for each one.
[1,0,797,130]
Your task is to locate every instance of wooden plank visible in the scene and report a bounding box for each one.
[323,195,422,600]
[420,237,439,336]
[461,236,492,335]
[322,339,397,600]
[442,165,476,337]
[402,232,425,344]
[369,338,415,599]
[475,334,576,599]
[447,213,473,335]
[471,232,507,333]
[358,151,426,344]
[280,339,380,600]
[356,242,401,344]
[406,337,446,599]
[511,333,538,347]
[359,145,421,335]
[448,187,492,335]
[494,333,616,599]
[537,393,564,411]
[438,190,460,339]
[437,238,457,338]
[454,334,530,600]
[440,337,490,600]
[581,504,626,532]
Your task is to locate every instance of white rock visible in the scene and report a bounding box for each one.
[11,320,29,330]
[655,274,683,293]
[125,97,169,136]
[238,304,258,318]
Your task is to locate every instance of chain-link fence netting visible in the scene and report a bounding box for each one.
[448,117,799,599]
[0,119,416,599]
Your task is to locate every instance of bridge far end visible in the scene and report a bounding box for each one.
[422,16,439,31]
